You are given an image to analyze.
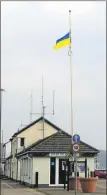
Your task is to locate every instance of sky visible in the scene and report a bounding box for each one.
[1,1,106,156]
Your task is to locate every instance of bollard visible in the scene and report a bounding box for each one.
[85,159,87,178]
[35,172,38,188]
[67,159,70,191]
[64,169,66,189]
[90,171,94,177]
[88,168,90,177]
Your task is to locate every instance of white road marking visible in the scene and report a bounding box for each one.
[2,182,18,185]
[97,185,106,189]
[2,182,13,189]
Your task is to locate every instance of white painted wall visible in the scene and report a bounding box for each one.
[18,155,95,186]
[17,121,57,151]
[33,157,50,185]
[5,158,11,178]
[20,157,32,185]
[11,119,57,181]
[17,160,20,181]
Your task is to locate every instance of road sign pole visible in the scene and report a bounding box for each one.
[75,152,77,195]
[72,134,80,195]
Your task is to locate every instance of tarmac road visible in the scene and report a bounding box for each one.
[1,179,106,195]
[1,179,44,195]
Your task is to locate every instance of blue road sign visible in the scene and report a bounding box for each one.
[72,134,80,144]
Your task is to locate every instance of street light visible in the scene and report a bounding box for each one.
[0,88,6,162]
[0,88,6,92]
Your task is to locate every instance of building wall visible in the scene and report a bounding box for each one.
[11,119,57,181]
[5,158,11,178]
[19,156,50,186]
[17,121,57,150]
[18,155,95,187]
[11,137,17,180]
[20,157,33,185]
[17,160,20,181]
[32,157,50,185]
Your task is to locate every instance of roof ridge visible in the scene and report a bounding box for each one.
[17,131,59,155]
[33,130,99,153]
[17,130,99,157]
[58,130,99,152]
[10,117,62,140]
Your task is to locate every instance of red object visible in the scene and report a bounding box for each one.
[69,176,82,191]
[95,170,107,179]
[80,177,98,193]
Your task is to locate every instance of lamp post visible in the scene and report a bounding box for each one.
[0,88,6,162]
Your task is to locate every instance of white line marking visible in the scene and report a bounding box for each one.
[2,183,18,185]
[97,185,106,189]
[3,182,13,189]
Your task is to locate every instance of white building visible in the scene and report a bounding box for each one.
[16,130,99,188]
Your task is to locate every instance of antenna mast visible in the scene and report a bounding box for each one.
[30,76,55,139]
[53,90,55,115]
[18,120,27,131]
[42,76,43,109]
[30,90,33,123]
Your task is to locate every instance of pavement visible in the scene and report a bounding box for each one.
[38,180,106,195]
[1,179,44,195]
[1,179,106,195]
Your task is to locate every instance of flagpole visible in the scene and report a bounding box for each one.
[68,10,75,179]
[69,10,74,142]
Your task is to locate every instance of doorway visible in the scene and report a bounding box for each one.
[50,157,56,185]
[59,159,67,184]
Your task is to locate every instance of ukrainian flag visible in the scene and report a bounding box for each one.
[53,32,71,50]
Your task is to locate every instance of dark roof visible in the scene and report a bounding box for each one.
[10,117,61,140]
[17,130,99,157]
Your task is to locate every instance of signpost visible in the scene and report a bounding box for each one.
[73,134,80,195]
[73,144,79,152]
[72,134,80,144]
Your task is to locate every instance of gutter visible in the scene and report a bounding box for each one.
[16,151,48,158]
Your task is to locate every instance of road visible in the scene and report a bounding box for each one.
[1,179,44,195]
[1,179,106,195]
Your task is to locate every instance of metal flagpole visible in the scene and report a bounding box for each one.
[69,10,74,142]
[42,76,45,139]
[69,10,75,179]
[67,10,74,191]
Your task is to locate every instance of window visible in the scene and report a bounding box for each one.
[20,138,24,146]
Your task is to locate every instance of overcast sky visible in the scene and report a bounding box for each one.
[1,1,106,155]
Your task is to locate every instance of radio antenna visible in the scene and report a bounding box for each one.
[30,76,55,139]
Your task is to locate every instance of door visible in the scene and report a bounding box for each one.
[59,159,67,184]
[50,157,56,185]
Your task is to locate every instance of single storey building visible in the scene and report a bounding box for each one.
[16,130,99,188]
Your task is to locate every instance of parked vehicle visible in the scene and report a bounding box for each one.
[95,169,107,179]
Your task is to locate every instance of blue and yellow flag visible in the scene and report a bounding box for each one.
[53,32,71,50]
